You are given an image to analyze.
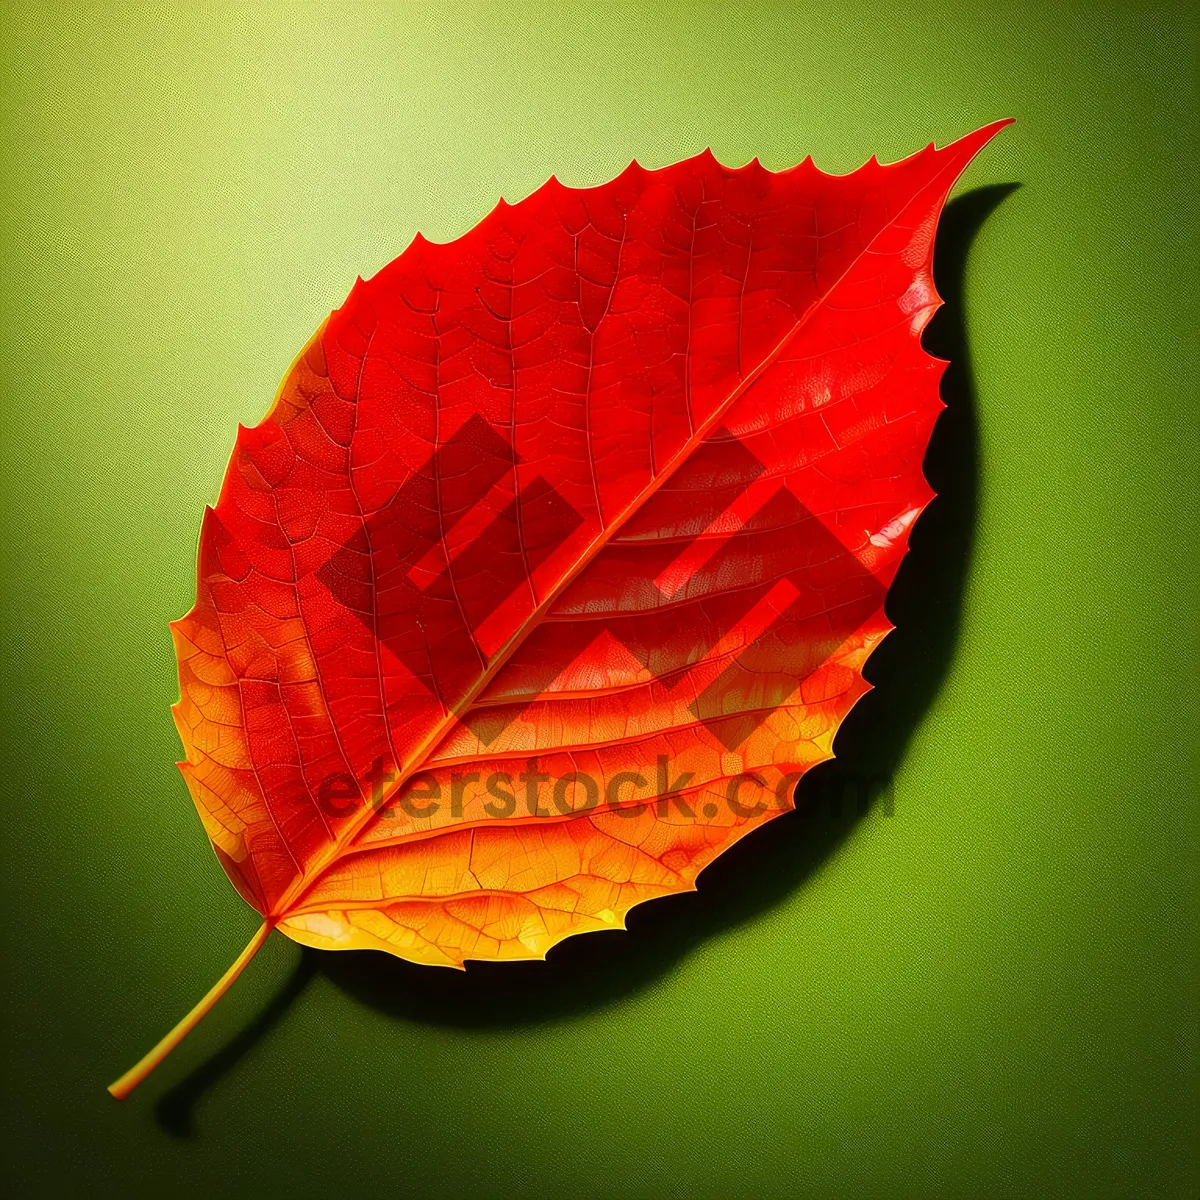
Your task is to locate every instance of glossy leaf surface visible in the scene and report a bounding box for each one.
[174,122,1007,967]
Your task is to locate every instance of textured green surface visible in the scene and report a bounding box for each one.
[1,3,1196,1196]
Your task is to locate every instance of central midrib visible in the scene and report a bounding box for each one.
[269,151,960,921]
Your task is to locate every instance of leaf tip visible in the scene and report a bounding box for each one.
[938,117,1016,164]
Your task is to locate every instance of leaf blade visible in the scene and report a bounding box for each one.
[173,121,1010,965]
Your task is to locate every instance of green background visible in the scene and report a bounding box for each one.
[2,2,1196,1196]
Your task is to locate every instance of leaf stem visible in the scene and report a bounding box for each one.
[107,920,272,1100]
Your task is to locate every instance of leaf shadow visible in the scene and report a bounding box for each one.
[155,953,320,1136]
[154,182,1018,1135]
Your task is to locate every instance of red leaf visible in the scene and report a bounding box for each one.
[113,120,1008,1097]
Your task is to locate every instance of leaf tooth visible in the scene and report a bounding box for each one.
[781,152,816,180]
[615,157,646,183]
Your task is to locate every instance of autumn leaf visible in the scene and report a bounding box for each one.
[110,119,1010,1098]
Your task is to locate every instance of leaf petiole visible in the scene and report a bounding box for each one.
[107,919,272,1100]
